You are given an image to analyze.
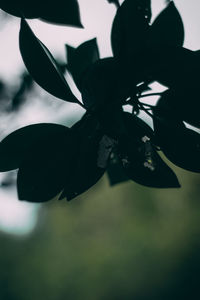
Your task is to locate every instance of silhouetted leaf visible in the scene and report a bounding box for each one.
[118,113,180,188]
[111,0,151,58]
[124,112,154,139]
[60,114,106,201]
[19,19,79,103]
[39,1,83,27]
[153,91,181,120]
[0,1,39,18]
[66,38,100,90]
[17,127,79,202]
[81,57,129,110]
[143,46,196,87]
[147,1,184,46]
[0,123,71,172]
[107,151,129,186]
[121,146,180,188]
[0,0,83,27]
[111,0,151,86]
[154,114,200,173]
[155,89,200,129]
[97,102,128,140]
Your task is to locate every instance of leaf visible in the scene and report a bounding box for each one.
[155,89,200,129]
[143,46,196,87]
[118,113,180,188]
[19,19,79,103]
[147,1,184,47]
[110,0,151,85]
[0,123,71,172]
[60,114,106,201]
[0,0,83,27]
[97,104,129,140]
[81,57,129,110]
[153,91,182,120]
[168,128,200,173]
[38,0,83,27]
[107,151,129,186]
[0,1,39,18]
[66,38,100,91]
[111,0,151,59]
[123,112,155,139]
[121,144,180,188]
[17,127,79,202]
[153,109,200,172]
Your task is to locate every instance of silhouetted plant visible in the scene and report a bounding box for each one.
[0,0,199,202]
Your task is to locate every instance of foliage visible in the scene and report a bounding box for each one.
[0,0,199,202]
[1,173,200,300]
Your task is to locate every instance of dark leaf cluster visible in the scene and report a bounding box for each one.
[0,0,199,202]
[0,0,83,27]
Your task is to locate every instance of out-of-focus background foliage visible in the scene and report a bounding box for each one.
[0,1,200,299]
[1,168,200,300]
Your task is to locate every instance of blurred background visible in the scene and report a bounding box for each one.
[0,0,200,299]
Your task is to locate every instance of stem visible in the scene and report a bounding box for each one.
[123,94,157,117]
[139,102,155,108]
[138,103,154,118]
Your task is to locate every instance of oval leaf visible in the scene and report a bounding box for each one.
[164,128,200,173]
[121,144,180,188]
[39,0,83,27]
[118,113,180,188]
[123,112,155,139]
[81,57,129,110]
[0,123,70,172]
[155,89,200,129]
[66,38,100,90]
[60,114,106,201]
[19,19,79,103]
[111,0,151,59]
[0,0,83,27]
[143,46,196,87]
[153,112,200,173]
[17,128,79,202]
[147,1,184,47]
[107,151,129,186]
[0,1,39,18]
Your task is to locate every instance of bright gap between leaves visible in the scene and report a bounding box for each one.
[0,173,40,236]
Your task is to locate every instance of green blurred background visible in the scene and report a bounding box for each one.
[0,165,200,300]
